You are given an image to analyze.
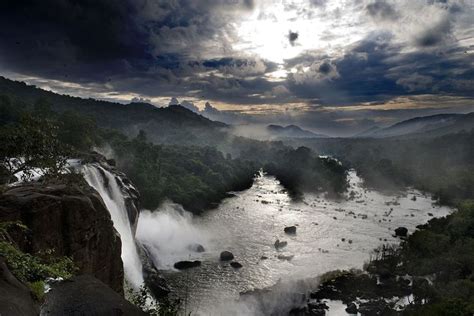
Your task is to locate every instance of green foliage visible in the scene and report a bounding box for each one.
[57,111,99,152]
[127,285,180,316]
[0,242,76,284]
[361,202,474,313]
[104,131,258,212]
[28,280,46,301]
[0,112,69,182]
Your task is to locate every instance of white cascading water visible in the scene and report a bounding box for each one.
[82,164,144,288]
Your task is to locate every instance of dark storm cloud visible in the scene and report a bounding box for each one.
[0,0,472,133]
[285,30,474,105]
[366,0,398,21]
[0,0,255,83]
[415,16,452,47]
[0,0,149,81]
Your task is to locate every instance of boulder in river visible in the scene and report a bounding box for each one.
[284,226,297,235]
[187,243,205,253]
[274,239,288,249]
[220,251,234,261]
[277,254,294,261]
[230,261,243,269]
[395,227,408,237]
[346,302,358,314]
[174,261,201,270]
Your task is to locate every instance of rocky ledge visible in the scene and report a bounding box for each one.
[0,180,124,293]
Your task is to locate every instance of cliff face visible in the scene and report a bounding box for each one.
[0,181,124,293]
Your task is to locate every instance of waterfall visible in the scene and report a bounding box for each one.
[82,164,144,288]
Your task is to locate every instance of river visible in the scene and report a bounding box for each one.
[136,170,452,315]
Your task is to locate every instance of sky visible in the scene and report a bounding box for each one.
[0,0,473,135]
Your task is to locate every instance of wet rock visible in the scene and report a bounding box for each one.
[0,258,38,316]
[41,275,145,315]
[284,226,297,235]
[274,239,288,249]
[220,251,234,261]
[106,158,116,166]
[0,182,124,293]
[139,244,170,299]
[307,301,329,316]
[358,299,392,315]
[277,254,294,261]
[345,302,358,314]
[230,261,243,269]
[145,271,170,298]
[173,261,201,270]
[187,243,205,253]
[395,227,408,237]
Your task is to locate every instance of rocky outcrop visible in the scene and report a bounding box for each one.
[0,258,39,315]
[0,181,124,293]
[41,275,145,315]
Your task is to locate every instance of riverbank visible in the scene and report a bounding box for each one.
[292,201,474,315]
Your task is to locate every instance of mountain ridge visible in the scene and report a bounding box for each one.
[356,112,474,138]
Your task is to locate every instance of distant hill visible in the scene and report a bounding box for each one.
[0,76,227,145]
[354,126,382,138]
[357,112,474,138]
[267,124,327,138]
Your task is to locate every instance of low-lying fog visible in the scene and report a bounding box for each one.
[137,171,452,315]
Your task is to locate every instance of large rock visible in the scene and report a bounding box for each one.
[173,260,201,270]
[394,227,408,237]
[0,182,124,293]
[220,251,234,261]
[0,258,38,316]
[284,226,297,235]
[41,275,145,315]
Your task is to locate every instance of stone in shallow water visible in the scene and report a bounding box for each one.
[230,261,243,269]
[174,261,202,270]
[220,251,234,261]
[395,227,408,237]
[345,302,358,314]
[187,243,205,253]
[274,239,288,249]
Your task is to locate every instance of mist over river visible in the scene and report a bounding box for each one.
[137,170,452,315]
